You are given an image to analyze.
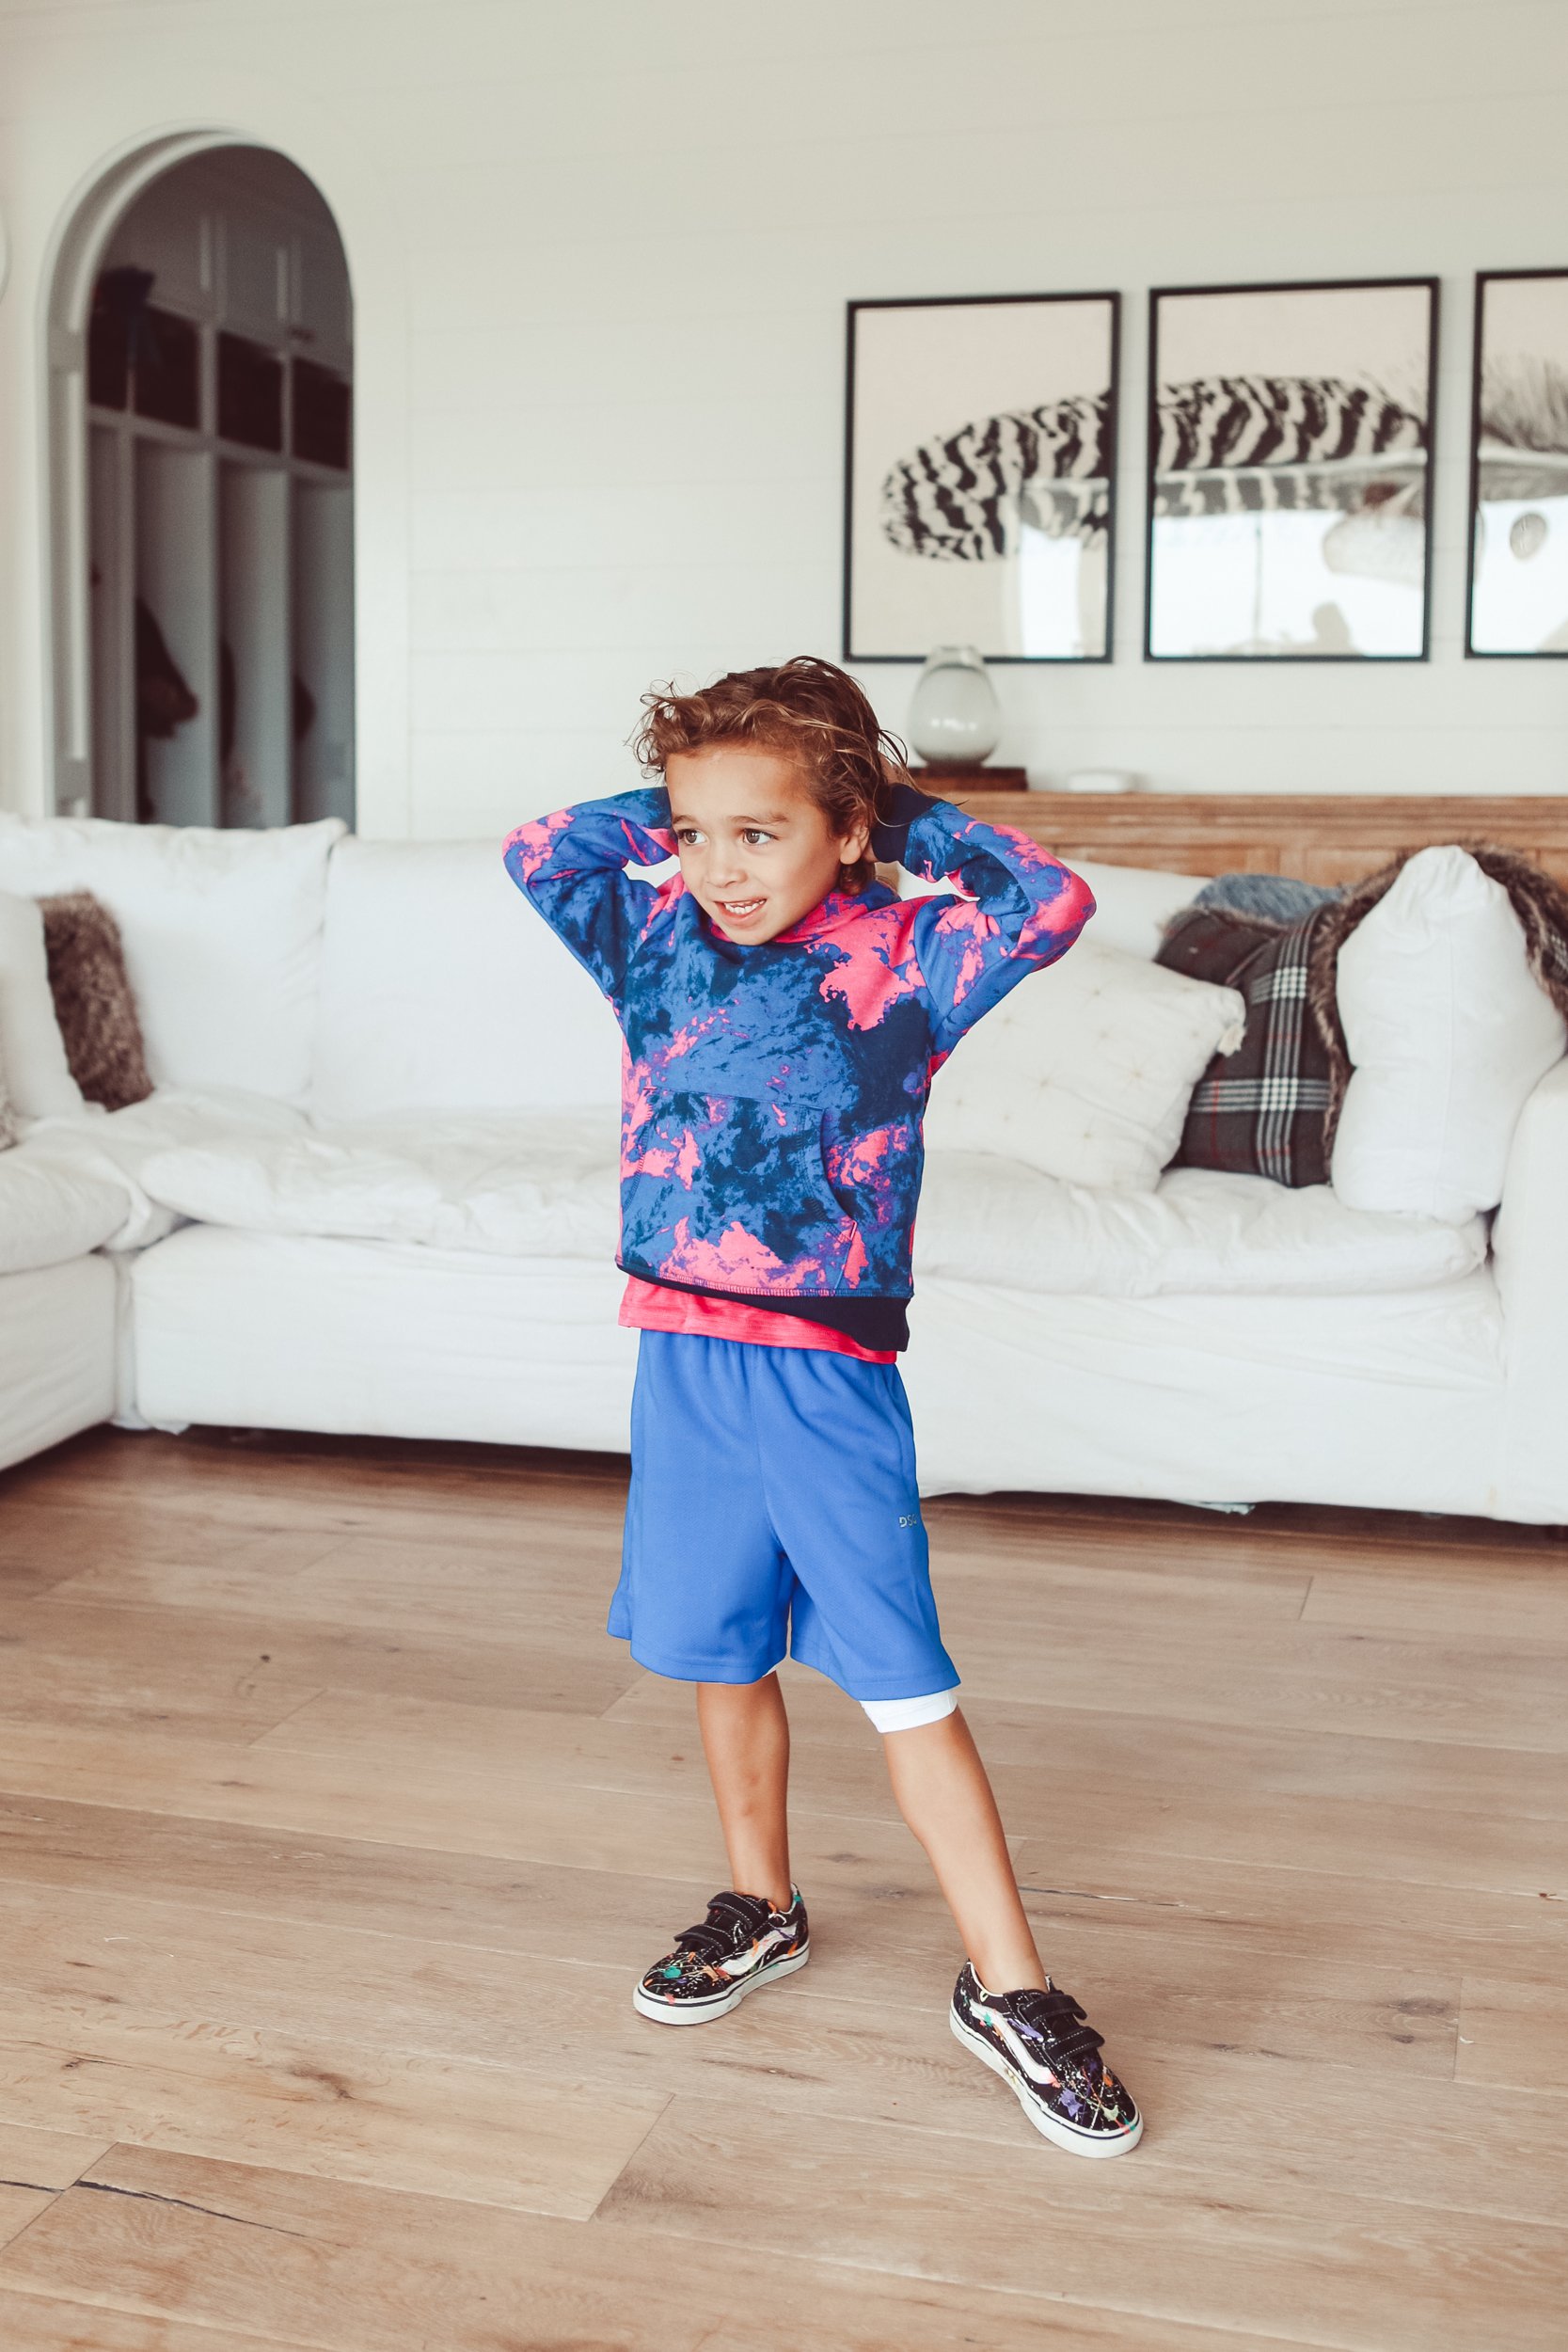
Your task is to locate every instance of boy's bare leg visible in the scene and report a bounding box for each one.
[882,1708,1047,1992]
[695,1674,794,1912]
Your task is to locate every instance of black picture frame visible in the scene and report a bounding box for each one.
[1144,276,1440,663]
[1465,268,1568,660]
[842,289,1121,665]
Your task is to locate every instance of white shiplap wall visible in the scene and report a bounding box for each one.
[1,0,1565,836]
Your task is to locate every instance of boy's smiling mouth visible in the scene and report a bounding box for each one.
[716,895,768,924]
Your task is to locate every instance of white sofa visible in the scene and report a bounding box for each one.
[2,812,1565,1523]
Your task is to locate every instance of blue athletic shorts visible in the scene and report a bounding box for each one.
[610,1331,958,1703]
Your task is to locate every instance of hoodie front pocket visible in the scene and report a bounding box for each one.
[620,1087,863,1295]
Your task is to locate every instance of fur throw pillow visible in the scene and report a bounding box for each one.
[1194,872,1341,924]
[40,892,153,1111]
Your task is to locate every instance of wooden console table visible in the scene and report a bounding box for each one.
[927,790,1568,893]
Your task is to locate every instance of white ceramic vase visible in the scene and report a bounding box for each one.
[907,644,1002,767]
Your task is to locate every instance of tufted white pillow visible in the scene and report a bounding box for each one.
[0,888,84,1119]
[923,939,1244,1192]
[1332,846,1567,1223]
[0,815,344,1104]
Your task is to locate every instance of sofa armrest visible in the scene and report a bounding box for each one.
[1494,1054,1568,1520]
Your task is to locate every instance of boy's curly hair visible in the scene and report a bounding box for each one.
[631,656,911,889]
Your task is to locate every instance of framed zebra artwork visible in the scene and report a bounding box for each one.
[842,291,1120,663]
[1466,270,1568,658]
[1146,277,1438,661]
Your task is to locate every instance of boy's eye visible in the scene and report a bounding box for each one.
[675,827,704,846]
[742,829,774,847]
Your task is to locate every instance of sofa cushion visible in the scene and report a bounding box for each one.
[0,889,84,1119]
[129,1113,1481,1301]
[0,1256,118,1477]
[0,1139,128,1274]
[139,1111,620,1258]
[0,815,344,1103]
[923,939,1244,1192]
[21,1086,309,1252]
[309,838,622,1121]
[914,1153,1488,1296]
[1331,845,1567,1223]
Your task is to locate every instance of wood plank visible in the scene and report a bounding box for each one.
[0,1869,1459,2148]
[0,1594,638,1726]
[0,1692,1558,1948]
[0,2143,1267,2352]
[596,2096,1568,2351]
[0,2293,305,2351]
[0,1771,1558,2024]
[1300,1569,1568,1643]
[0,1883,666,2220]
[1456,1976,1568,2096]
[947,789,1568,893]
[0,2296,308,2352]
[605,1608,1568,1754]
[0,2119,112,2259]
[899,1615,1568,1751]
[253,1686,1564,1908]
[607,1661,1568,1822]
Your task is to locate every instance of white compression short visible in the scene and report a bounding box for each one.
[860,1687,960,1734]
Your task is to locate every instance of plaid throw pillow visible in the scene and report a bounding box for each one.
[1156,903,1334,1186]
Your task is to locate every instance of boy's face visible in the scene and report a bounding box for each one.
[665,744,870,944]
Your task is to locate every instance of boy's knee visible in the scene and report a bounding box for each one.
[861,1687,959,1734]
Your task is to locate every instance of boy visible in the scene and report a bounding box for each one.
[504,657,1141,2157]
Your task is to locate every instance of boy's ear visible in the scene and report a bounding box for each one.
[840,815,872,866]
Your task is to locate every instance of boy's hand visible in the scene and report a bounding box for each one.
[870,779,939,865]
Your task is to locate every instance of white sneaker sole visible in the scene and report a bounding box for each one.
[632,1943,810,2026]
[950,2008,1144,2158]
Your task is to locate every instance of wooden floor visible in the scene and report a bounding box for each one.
[0,1430,1562,2350]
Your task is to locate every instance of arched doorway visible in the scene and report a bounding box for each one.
[48,139,354,827]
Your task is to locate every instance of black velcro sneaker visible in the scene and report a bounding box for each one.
[632,1887,809,2026]
[951,1963,1143,2156]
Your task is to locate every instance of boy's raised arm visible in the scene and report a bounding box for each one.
[872,782,1096,1053]
[503,786,676,1005]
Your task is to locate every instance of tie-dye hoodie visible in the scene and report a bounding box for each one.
[503,787,1093,1307]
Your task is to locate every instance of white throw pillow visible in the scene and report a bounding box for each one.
[0,888,84,1119]
[896,854,1209,962]
[0,1139,128,1273]
[309,837,622,1120]
[21,1085,309,1253]
[923,938,1244,1192]
[0,815,345,1104]
[1065,858,1211,960]
[1332,846,1567,1224]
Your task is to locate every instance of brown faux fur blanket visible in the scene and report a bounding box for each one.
[1308,843,1568,1152]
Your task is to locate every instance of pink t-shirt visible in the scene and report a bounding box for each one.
[618,1277,896,1365]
